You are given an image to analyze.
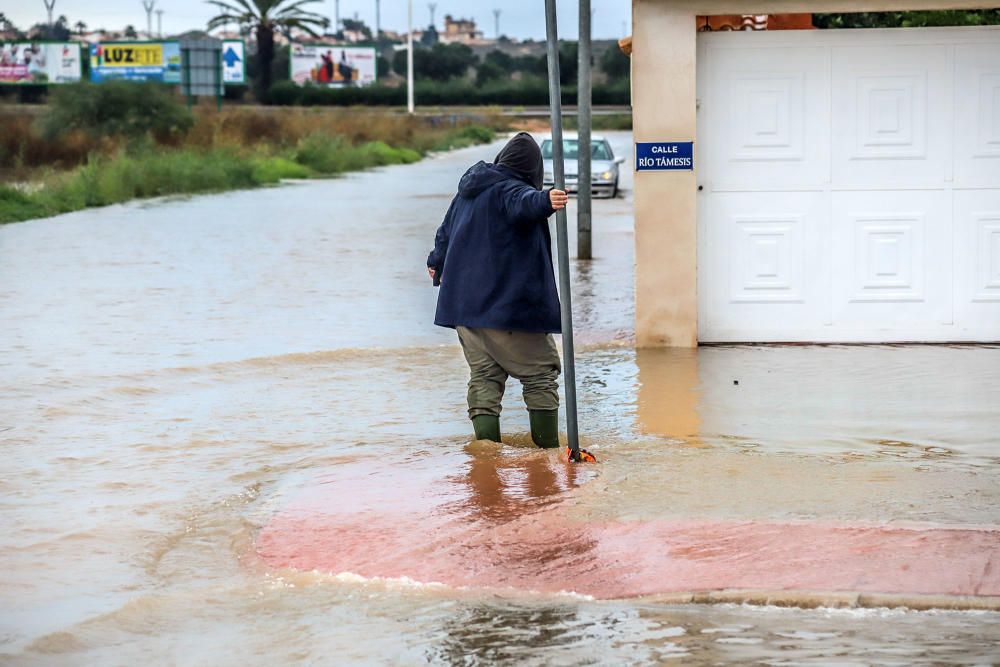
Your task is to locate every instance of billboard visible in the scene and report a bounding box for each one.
[90,41,181,83]
[0,42,82,84]
[290,44,376,87]
[221,40,245,84]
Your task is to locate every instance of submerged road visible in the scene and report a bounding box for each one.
[2,132,999,664]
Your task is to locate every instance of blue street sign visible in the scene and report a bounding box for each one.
[635,141,694,171]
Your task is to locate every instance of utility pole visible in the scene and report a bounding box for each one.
[155,8,163,37]
[42,0,56,29]
[544,0,580,457]
[334,0,340,33]
[141,0,155,39]
[577,0,593,259]
[375,0,381,40]
[428,2,436,28]
[407,0,414,113]
[492,9,501,39]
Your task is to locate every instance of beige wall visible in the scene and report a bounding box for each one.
[632,2,698,347]
[630,0,998,347]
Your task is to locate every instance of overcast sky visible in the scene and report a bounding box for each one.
[5,0,632,41]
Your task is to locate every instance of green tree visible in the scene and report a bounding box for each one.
[476,50,513,85]
[599,43,629,81]
[123,24,138,39]
[340,17,372,40]
[74,20,87,35]
[392,42,476,81]
[814,10,1000,28]
[206,0,329,103]
[529,42,576,86]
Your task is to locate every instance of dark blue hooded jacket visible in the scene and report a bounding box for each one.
[427,160,561,333]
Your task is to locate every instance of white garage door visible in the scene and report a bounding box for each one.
[697,27,1000,342]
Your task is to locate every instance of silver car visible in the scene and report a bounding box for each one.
[541,134,625,198]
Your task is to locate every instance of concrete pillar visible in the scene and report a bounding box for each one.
[631,1,698,347]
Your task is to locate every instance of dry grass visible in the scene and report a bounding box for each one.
[0,104,504,223]
[0,105,505,178]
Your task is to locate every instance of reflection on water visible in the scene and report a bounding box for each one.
[636,348,702,441]
[2,132,999,664]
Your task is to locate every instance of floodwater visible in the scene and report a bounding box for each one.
[2,131,999,664]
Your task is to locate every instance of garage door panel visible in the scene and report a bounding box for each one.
[954,43,1000,188]
[703,192,827,336]
[831,191,951,327]
[698,28,1000,342]
[706,46,828,189]
[954,190,1000,334]
[832,45,949,187]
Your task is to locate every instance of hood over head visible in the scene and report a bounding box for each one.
[493,132,544,190]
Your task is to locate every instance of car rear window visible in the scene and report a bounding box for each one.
[541,140,613,161]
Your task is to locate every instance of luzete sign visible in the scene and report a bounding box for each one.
[89,41,181,83]
[635,142,694,171]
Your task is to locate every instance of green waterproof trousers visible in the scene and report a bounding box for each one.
[456,326,561,419]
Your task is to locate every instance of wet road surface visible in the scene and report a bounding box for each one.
[2,132,999,664]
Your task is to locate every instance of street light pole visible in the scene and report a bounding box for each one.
[375,0,380,40]
[155,9,163,38]
[43,0,56,29]
[577,0,592,260]
[141,0,155,39]
[407,0,414,114]
[544,0,580,457]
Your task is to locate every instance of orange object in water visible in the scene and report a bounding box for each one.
[567,446,597,463]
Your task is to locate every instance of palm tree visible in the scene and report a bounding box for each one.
[74,20,87,35]
[206,0,329,102]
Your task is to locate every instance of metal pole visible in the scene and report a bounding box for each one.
[156,9,162,38]
[142,0,155,39]
[43,0,55,29]
[577,0,592,260]
[407,0,414,113]
[544,0,580,456]
[334,0,340,33]
[375,0,381,40]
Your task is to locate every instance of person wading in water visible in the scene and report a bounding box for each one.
[427,132,569,447]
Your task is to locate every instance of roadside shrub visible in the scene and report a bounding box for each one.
[1,104,503,223]
[294,133,353,173]
[360,141,421,166]
[0,185,51,223]
[252,157,312,183]
[42,82,194,142]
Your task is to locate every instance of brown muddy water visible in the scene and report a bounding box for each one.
[2,132,999,665]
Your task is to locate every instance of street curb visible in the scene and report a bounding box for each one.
[637,589,1000,611]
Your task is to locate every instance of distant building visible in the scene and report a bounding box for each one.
[440,15,485,44]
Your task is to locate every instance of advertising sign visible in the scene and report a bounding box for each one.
[0,42,82,84]
[221,40,245,84]
[635,141,694,171]
[90,41,181,83]
[290,44,376,87]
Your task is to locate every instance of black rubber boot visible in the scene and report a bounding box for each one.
[471,415,501,443]
[529,409,560,448]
